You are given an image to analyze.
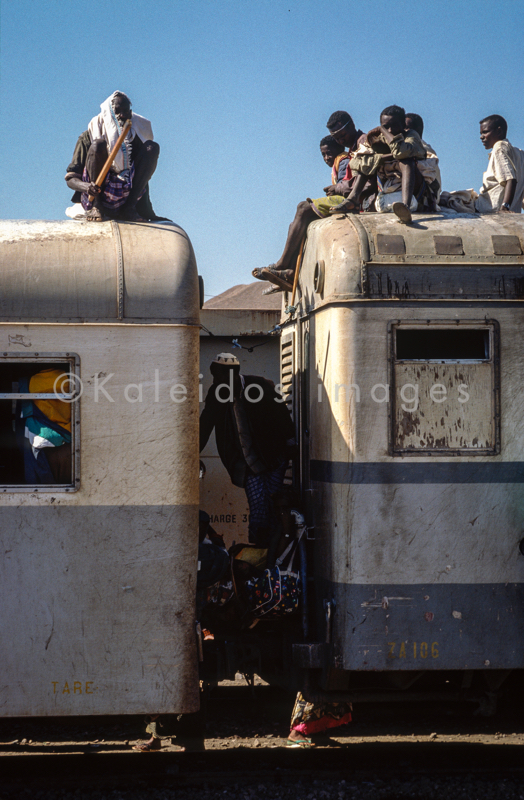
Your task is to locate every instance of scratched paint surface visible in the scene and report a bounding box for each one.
[298,295,524,672]
[393,362,495,452]
[0,324,200,716]
[330,582,524,671]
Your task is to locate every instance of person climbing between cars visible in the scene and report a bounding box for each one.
[199,353,297,546]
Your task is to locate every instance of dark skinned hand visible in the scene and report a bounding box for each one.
[367,126,383,144]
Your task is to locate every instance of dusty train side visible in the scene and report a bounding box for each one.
[0,220,201,717]
[285,211,524,707]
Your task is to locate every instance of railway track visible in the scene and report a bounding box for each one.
[2,744,524,796]
[2,686,524,797]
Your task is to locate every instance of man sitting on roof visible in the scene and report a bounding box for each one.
[440,115,524,214]
[65,91,161,222]
[252,112,365,293]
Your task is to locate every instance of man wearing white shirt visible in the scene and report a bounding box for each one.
[475,115,524,213]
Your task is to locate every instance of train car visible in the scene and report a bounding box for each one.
[1,220,201,717]
[284,211,524,709]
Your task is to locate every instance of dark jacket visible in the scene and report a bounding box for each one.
[199,375,295,487]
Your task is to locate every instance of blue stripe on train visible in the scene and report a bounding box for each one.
[310,460,524,484]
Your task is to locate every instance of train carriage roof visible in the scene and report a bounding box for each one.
[295,211,524,305]
[0,220,199,323]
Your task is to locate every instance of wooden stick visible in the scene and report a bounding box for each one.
[291,236,306,307]
[88,118,132,202]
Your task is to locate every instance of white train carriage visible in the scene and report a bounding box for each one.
[286,211,524,702]
[0,220,201,717]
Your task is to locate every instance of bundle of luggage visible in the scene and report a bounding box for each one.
[196,510,306,630]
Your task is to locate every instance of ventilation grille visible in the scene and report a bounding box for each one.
[281,333,295,486]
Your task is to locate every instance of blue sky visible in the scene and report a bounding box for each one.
[1,0,523,299]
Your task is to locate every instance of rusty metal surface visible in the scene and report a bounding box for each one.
[365,265,524,298]
[492,235,523,255]
[376,234,406,255]
[433,236,464,255]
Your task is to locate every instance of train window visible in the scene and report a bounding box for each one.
[389,322,500,456]
[0,354,79,491]
[396,329,489,361]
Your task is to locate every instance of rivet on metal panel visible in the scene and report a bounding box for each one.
[433,236,464,255]
[376,234,406,255]
[491,235,522,255]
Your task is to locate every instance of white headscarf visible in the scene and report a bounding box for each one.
[87,91,154,175]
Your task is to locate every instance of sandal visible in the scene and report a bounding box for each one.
[253,264,278,280]
[133,739,162,752]
[262,284,283,295]
[392,202,412,225]
[286,737,314,749]
[328,198,359,215]
[260,267,293,291]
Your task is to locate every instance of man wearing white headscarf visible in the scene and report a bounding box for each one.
[65,92,162,222]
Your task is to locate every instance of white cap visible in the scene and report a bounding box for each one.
[212,352,240,366]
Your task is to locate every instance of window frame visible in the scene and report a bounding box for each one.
[387,320,500,457]
[0,352,80,492]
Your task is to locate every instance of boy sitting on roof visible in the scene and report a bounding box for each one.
[404,112,441,212]
[252,112,365,293]
[307,136,352,221]
[330,105,426,225]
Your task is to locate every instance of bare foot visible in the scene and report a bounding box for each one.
[86,207,106,222]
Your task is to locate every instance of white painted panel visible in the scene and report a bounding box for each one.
[1,323,200,716]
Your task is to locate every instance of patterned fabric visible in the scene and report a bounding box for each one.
[244,567,300,617]
[331,153,351,184]
[80,163,144,211]
[244,461,287,543]
[290,692,352,736]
